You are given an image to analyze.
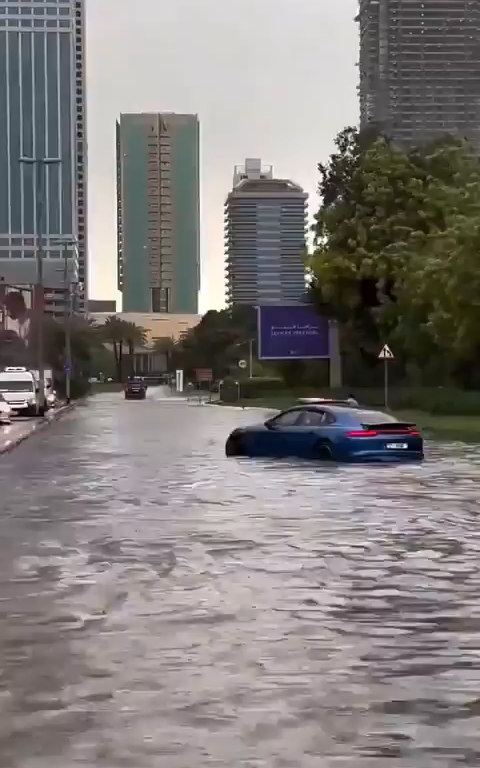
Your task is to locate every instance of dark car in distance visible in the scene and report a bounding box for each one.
[225,403,424,463]
[124,377,147,400]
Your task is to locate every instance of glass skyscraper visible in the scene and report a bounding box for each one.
[116,112,200,315]
[0,0,87,308]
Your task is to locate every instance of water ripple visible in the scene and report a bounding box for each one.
[0,390,479,766]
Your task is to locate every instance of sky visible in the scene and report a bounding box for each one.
[86,0,359,313]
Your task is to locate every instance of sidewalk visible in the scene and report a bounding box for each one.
[0,402,75,455]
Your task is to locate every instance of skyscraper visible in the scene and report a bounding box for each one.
[225,159,307,307]
[0,0,87,310]
[116,112,200,314]
[357,0,480,150]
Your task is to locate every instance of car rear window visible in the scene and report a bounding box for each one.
[355,410,398,425]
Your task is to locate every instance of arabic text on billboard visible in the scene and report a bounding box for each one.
[257,305,329,360]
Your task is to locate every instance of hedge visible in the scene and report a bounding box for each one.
[222,379,480,415]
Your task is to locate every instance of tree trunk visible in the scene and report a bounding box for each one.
[119,345,124,382]
[128,341,134,376]
[112,341,121,382]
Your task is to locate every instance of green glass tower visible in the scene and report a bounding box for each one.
[116,112,200,314]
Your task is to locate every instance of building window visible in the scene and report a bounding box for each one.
[151,288,161,312]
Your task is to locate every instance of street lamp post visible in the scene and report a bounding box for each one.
[234,337,255,378]
[52,237,78,404]
[19,155,61,411]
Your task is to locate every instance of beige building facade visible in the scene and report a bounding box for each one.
[91,311,201,345]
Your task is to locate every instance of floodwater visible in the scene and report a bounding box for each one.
[0,388,479,767]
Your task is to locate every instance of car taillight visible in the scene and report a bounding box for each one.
[347,428,420,437]
[347,430,377,437]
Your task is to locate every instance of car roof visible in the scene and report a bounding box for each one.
[284,404,391,419]
[297,397,354,405]
[289,403,359,412]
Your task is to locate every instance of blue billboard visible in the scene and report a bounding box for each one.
[257,305,330,360]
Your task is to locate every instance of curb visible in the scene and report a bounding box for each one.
[206,402,277,411]
[0,401,77,455]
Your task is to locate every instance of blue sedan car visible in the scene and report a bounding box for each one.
[225,402,423,462]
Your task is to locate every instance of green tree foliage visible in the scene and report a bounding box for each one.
[0,313,118,396]
[152,336,175,371]
[309,127,480,385]
[43,317,107,397]
[99,316,147,380]
[173,306,257,378]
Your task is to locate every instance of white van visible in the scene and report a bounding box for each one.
[0,367,46,417]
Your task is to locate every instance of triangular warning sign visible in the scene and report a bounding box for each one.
[378,344,394,359]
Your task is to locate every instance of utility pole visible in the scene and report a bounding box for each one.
[19,156,61,412]
[53,237,78,404]
[62,243,72,403]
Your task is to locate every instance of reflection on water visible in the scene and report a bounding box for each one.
[0,391,479,766]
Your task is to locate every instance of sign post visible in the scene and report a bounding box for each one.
[175,369,184,393]
[378,344,394,408]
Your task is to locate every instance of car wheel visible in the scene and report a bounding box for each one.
[312,440,334,461]
[225,435,244,457]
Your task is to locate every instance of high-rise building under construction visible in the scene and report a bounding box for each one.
[357,0,480,150]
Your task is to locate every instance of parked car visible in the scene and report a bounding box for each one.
[0,393,12,424]
[46,390,58,408]
[225,403,423,463]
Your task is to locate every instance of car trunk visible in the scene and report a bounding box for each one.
[350,422,423,454]
[361,422,418,434]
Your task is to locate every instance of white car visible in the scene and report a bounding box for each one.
[46,390,58,408]
[0,393,13,424]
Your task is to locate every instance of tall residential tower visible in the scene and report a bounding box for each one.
[225,159,307,307]
[116,112,200,314]
[357,0,480,150]
[0,0,87,309]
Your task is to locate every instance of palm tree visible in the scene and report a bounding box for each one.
[100,316,130,381]
[152,335,175,371]
[124,322,147,376]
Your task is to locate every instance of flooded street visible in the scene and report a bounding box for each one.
[1,389,480,767]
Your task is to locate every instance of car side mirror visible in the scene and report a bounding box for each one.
[265,419,274,429]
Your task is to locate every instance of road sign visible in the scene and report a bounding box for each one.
[195,368,213,382]
[63,362,71,373]
[378,344,394,360]
[378,345,394,408]
[238,359,247,369]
